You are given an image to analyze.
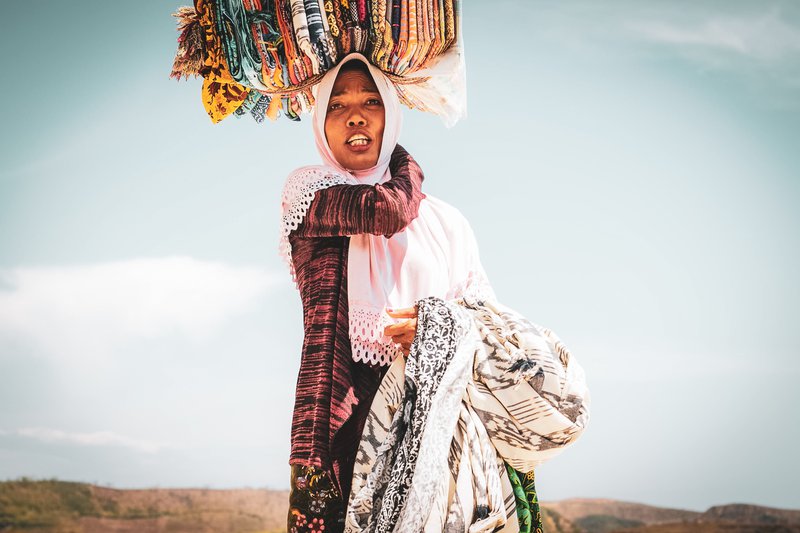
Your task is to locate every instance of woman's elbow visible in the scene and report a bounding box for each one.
[374,211,416,237]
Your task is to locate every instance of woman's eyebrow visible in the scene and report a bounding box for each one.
[331,86,381,97]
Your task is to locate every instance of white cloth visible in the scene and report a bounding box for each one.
[347,194,496,365]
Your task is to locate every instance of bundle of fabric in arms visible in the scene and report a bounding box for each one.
[170,0,466,126]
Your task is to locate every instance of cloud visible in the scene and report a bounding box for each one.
[630,8,800,62]
[523,2,800,102]
[616,5,800,109]
[0,257,282,362]
[0,427,169,454]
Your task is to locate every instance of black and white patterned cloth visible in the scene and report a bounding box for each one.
[345,296,591,533]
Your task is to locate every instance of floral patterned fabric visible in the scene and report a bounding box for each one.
[289,464,344,533]
[506,465,544,533]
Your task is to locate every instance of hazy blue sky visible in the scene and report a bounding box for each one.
[1,0,798,512]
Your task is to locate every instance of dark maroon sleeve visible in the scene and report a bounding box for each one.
[292,144,426,238]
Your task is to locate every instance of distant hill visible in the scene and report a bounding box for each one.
[701,504,800,526]
[1,478,798,533]
[543,497,800,533]
[543,498,700,530]
[0,478,287,533]
[612,524,800,533]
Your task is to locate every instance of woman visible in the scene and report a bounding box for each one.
[279,52,494,533]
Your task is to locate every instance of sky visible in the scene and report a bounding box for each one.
[1,0,799,513]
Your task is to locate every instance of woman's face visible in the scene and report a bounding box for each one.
[324,67,385,171]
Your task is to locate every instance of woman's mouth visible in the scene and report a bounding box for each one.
[346,134,372,152]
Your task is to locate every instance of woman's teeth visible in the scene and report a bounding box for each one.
[347,135,370,146]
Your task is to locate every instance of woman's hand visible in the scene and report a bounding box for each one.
[384,306,418,358]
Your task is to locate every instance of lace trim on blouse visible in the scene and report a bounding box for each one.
[279,166,356,285]
[349,304,405,366]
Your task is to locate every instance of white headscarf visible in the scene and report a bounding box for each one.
[311,53,403,185]
[304,53,494,366]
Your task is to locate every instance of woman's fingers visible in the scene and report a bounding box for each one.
[384,313,418,357]
[387,334,414,346]
[386,306,417,319]
[383,318,417,336]
[387,331,415,349]
[390,332,415,345]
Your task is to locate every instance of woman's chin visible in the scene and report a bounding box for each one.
[341,153,379,171]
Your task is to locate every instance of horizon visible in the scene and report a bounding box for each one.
[4,476,799,514]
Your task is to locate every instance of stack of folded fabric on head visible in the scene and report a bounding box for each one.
[170,0,465,125]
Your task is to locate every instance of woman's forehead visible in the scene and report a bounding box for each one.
[331,70,380,97]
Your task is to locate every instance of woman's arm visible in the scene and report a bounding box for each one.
[291,144,426,238]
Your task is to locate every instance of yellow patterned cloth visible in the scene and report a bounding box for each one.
[196,0,249,122]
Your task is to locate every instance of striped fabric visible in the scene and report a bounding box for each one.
[285,144,425,511]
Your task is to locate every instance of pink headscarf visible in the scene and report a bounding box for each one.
[310,53,494,366]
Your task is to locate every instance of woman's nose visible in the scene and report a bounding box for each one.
[347,114,366,127]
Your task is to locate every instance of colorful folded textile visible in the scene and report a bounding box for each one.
[170,0,465,125]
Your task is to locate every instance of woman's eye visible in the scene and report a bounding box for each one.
[328,102,342,111]
[367,98,382,106]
